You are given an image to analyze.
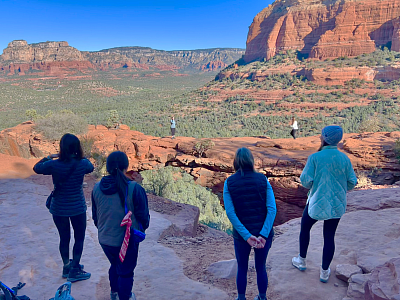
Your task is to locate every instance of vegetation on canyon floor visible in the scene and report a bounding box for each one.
[141,166,232,232]
[1,48,400,140]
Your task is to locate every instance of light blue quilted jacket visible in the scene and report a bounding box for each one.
[300,145,357,220]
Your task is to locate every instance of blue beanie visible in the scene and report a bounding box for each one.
[321,125,343,145]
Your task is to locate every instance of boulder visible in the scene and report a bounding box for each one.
[207,259,255,279]
[346,273,370,300]
[149,194,200,238]
[266,207,400,300]
[364,258,400,300]
[335,264,363,282]
[347,188,400,212]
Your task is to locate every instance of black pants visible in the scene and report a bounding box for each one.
[299,205,340,270]
[101,238,139,300]
[234,230,274,296]
[52,213,87,268]
[290,129,298,139]
[171,128,176,136]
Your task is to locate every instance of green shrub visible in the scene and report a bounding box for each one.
[25,109,38,121]
[35,110,88,141]
[80,135,95,158]
[141,166,231,232]
[92,152,107,178]
[393,140,400,161]
[358,116,381,133]
[355,170,372,188]
[106,110,120,129]
[193,139,215,157]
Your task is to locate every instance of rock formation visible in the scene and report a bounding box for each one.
[2,122,400,226]
[0,40,245,76]
[244,0,400,62]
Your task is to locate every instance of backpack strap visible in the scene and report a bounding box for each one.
[124,181,141,231]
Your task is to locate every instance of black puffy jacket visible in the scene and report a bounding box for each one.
[34,157,94,216]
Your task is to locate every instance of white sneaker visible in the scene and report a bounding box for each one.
[320,267,331,283]
[292,254,307,271]
[129,293,136,300]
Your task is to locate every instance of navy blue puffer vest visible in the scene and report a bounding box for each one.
[227,170,268,241]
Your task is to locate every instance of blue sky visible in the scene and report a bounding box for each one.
[0,0,269,52]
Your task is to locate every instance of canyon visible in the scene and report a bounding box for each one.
[0,40,244,77]
[1,125,400,299]
[244,0,400,62]
[1,121,399,226]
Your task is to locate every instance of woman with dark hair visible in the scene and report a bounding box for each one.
[292,125,357,283]
[224,147,276,300]
[33,133,94,282]
[92,151,150,300]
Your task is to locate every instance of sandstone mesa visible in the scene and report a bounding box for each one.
[244,0,400,62]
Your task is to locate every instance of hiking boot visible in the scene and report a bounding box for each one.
[292,254,307,271]
[62,259,84,278]
[320,267,331,283]
[129,293,136,300]
[110,291,119,300]
[254,296,267,300]
[67,265,91,282]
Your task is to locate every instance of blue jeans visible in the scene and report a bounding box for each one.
[101,238,139,300]
[234,230,274,296]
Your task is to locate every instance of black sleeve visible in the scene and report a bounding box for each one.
[91,190,98,228]
[132,184,150,231]
[33,156,53,174]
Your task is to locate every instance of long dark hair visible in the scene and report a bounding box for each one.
[59,133,83,161]
[106,151,130,207]
[233,147,255,175]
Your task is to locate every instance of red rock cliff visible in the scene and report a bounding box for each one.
[244,0,400,62]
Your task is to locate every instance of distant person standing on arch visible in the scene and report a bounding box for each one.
[170,116,176,139]
[290,117,298,139]
[292,125,357,283]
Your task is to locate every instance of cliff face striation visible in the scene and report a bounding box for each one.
[1,40,84,63]
[244,0,400,62]
[0,40,244,75]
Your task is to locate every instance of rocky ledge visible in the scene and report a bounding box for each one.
[1,121,400,225]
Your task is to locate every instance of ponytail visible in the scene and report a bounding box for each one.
[106,151,130,207]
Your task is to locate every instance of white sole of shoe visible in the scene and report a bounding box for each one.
[291,261,306,271]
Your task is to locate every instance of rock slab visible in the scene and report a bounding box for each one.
[335,264,363,282]
[0,178,228,300]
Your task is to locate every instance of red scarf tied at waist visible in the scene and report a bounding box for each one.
[119,211,132,262]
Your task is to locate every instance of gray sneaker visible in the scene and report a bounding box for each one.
[111,291,119,300]
[292,254,307,271]
[320,267,331,283]
[129,293,136,300]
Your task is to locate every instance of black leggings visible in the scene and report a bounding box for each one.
[53,213,87,268]
[290,129,298,139]
[299,205,340,270]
